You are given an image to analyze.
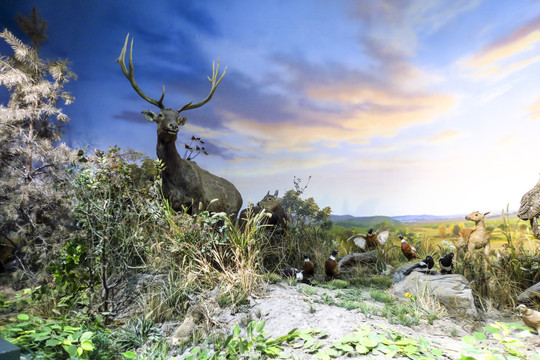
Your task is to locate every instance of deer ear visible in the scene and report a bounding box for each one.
[142,110,157,122]
[484,212,491,216]
[178,116,187,126]
[274,190,279,197]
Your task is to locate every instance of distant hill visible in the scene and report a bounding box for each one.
[331,215,403,228]
[390,214,466,222]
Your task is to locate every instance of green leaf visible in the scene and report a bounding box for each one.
[255,321,265,333]
[362,337,378,348]
[80,331,93,342]
[316,352,330,360]
[326,349,338,357]
[431,348,443,356]
[473,332,486,341]
[336,343,354,352]
[395,339,415,346]
[63,344,78,357]
[122,351,137,359]
[17,314,29,321]
[45,339,61,346]
[483,326,499,334]
[265,346,282,355]
[355,343,369,354]
[403,344,419,354]
[81,340,94,351]
[233,324,240,337]
[462,336,477,345]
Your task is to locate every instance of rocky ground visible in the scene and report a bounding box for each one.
[174,281,540,359]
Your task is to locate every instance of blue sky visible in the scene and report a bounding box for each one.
[2,0,540,217]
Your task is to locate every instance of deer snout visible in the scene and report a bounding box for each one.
[167,123,179,133]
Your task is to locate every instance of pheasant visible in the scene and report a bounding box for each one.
[347,227,391,251]
[325,250,339,280]
[302,255,315,278]
[399,235,417,261]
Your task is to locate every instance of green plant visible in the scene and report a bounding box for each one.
[358,302,376,318]
[0,313,95,359]
[321,279,349,290]
[460,321,539,359]
[348,275,393,289]
[382,303,420,327]
[315,324,444,359]
[116,317,162,351]
[70,147,166,318]
[369,289,394,304]
[122,339,171,360]
[181,321,304,359]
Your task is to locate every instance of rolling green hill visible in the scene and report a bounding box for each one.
[331,215,403,228]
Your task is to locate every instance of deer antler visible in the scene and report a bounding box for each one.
[116,33,165,109]
[178,59,227,113]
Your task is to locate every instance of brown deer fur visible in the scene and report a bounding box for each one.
[117,34,242,218]
[457,211,491,263]
[238,190,289,231]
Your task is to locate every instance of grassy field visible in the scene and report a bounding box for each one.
[338,213,534,249]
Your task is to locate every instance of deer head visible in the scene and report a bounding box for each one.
[116,33,226,141]
[465,211,490,223]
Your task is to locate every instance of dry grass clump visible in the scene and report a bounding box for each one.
[145,206,268,318]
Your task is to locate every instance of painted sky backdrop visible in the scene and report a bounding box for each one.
[1,0,540,217]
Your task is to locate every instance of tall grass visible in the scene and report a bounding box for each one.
[146,206,269,314]
[453,207,540,309]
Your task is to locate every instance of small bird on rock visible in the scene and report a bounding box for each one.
[347,227,391,251]
[399,235,417,261]
[439,253,454,275]
[325,250,339,280]
[403,255,435,276]
[302,255,315,278]
[517,304,540,346]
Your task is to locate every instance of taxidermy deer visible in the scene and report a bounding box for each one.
[116,34,242,217]
[238,190,289,233]
[457,211,491,266]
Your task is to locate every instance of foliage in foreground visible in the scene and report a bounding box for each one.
[0,10,77,277]
[180,320,540,360]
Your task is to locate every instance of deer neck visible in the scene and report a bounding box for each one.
[156,132,182,165]
[473,220,487,234]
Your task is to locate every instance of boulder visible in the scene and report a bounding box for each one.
[518,282,540,305]
[392,271,478,318]
[393,263,440,284]
[338,251,378,271]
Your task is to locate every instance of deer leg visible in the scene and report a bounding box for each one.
[483,242,491,271]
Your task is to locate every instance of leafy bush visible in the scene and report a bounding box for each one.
[65,147,165,316]
[0,313,95,359]
[460,322,540,359]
